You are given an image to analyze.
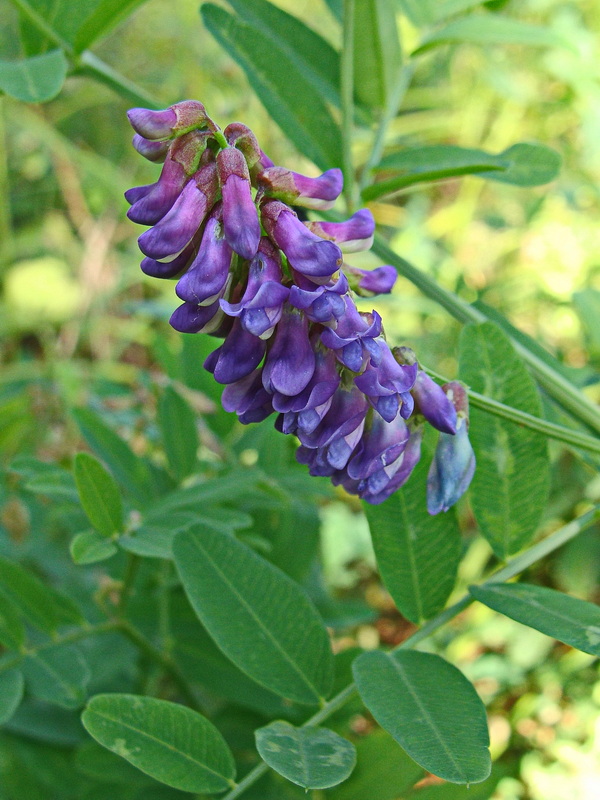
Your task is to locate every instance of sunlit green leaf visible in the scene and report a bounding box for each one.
[201,3,342,169]
[173,525,334,704]
[0,50,67,103]
[0,669,24,725]
[459,322,550,558]
[470,583,600,656]
[364,458,461,623]
[353,650,491,784]
[74,453,124,538]
[23,644,91,709]
[256,721,356,789]
[82,694,236,793]
[353,0,402,110]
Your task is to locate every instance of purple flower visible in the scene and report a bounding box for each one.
[127,158,188,225]
[305,209,375,253]
[411,371,457,434]
[132,134,169,162]
[359,422,424,504]
[217,147,261,260]
[347,413,409,481]
[140,240,197,279]
[221,368,274,424]
[345,264,397,296]
[127,100,209,140]
[262,306,315,397]
[220,238,289,337]
[176,205,233,305]
[204,317,267,385]
[320,296,383,372]
[169,297,224,333]
[261,200,342,283]
[258,166,343,210]
[289,273,348,324]
[137,161,218,260]
[354,342,418,422]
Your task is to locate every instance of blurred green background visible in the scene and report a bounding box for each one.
[0,1,599,798]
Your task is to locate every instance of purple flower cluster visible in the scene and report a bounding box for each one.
[126,101,475,510]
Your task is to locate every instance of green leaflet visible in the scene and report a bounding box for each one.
[459,322,550,558]
[173,525,334,705]
[0,50,67,103]
[23,644,91,709]
[255,721,356,790]
[470,582,600,656]
[364,458,461,623]
[74,453,124,538]
[353,0,402,110]
[157,387,199,482]
[353,650,491,785]
[81,694,236,793]
[0,669,24,725]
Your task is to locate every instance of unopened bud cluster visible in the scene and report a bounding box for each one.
[126,101,475,511]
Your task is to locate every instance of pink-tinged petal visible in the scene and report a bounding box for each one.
[306,209,375,253]
[127,107,177,139]
[127,159,188,225]
[132,134,169,162]
[217,147,261,259]
[258,166,343,210]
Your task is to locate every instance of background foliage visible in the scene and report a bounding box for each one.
[0,1,599,799]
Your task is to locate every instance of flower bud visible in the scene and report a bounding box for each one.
[258,167,343,210]
[176,206,233,306]
[217,147,261,260]
[411,371,457,434]
[305,209,375,253]
[132,134,169,162]
[262,306,315,397]
[127,100,211,140]
[170,298,224,333]
[345,264,397,296]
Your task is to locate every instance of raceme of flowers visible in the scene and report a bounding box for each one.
[125,100,475,511]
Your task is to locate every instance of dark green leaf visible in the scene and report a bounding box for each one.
[353,650,491,784]
[81,694,236,793]
[158,387,199,482]
[0,669,24,724]
[470,583,600,656]
[354,0,402,109]
[413,14,569,55]
[0,591,26,650]
[255,721,356,789]
[0,556,84,634]
[459,322,550,558]
[23,644,90,709]
[72,407,157,505]
[364,143,560,200]
[74,453,124,538]
[364,458,461,623]
[201,4,342,169]
[75,740,150,786]
[225,0,341,108]
[120,507,252,559]
[173,525,334,704]
[0,50,67,103]
[327,729,423,800]
[70,530,118,565]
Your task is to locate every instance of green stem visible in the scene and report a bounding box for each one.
[75,51,162,109]
[116,620,202,713]
[0,98,13,268]
[219,505,600,800]
[116,553,140,617]
[370,233,600,435]
[0,620,118,675]
[360,62,415,192]
[423,366,600,457]
[341,0,356,214]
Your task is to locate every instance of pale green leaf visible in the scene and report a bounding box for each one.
[354,0,402,109]
[0,669,24,725]
[23,644,90,709]
[353,650,491,785]
[201,4,342,170]
[158,387,199,482]
[0,50,67,103]
[459,322,550,558]
[70,530,118,565]
[173,525,334,705]
[413,14,570,55]
[256,721,356,790]
[470,583,600,656]
[81,694,236,793]
[74,453,124,538]
[364,458,461,623]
